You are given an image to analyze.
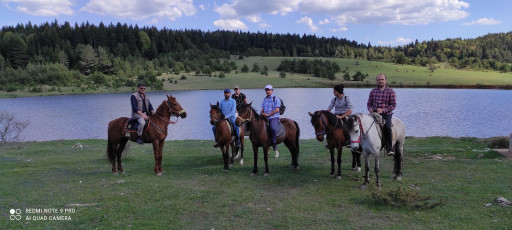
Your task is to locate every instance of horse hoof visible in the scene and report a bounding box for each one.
[113,172,118,175]
[337,176,342,180]
[396,176,402,182]
[351,167,357,171]
[156,172,163,176]
[240,159,244,165]
[360,185,368,190]
[357,167,361,172]
[250,173,256,176]
[329,174,334,177]
[274,150,279,158]
[120,171,126,174]
[264,173,269,177]
[377,186,382,191]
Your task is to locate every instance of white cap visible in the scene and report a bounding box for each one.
[264,85,273,90]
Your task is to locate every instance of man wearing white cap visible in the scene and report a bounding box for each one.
[260,85,281,151]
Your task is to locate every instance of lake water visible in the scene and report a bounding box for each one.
[1,88,511,141]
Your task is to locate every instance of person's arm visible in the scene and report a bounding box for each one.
[131,95,139,113]
[383,89,397,113]
[267,97,280,116]
[243,94,248,104]
[327,97,335,111]
[367,90,375,113]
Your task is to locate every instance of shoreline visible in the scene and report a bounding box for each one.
[1,83,511,99]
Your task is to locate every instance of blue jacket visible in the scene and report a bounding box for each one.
[219,98,237,120]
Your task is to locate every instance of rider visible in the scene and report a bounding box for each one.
[131,83,154,144]
[213,89,241,148]
[260,85,281,152]
[367,73,397,156]
[231,84,248,112]
[326,84,353,147]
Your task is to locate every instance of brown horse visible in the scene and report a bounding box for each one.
[309,110,361,179]
[107,94,186,175]
[235,102,300,176]
[209,102,245,170]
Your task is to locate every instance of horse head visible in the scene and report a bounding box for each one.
[308,111,326,142]
[235,102,253,126]
[209,102,223,125]
[166,94,187,118]
[346,114,362,150]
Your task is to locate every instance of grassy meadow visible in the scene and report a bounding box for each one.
[1,56,511,98]
[1,137,511,229]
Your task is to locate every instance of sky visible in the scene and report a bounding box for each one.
[0,0,510,46]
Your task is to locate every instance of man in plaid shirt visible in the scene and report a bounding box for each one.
[367,73,397,156]
[261,85,281,152]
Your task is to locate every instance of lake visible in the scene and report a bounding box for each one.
[0,88,511,141]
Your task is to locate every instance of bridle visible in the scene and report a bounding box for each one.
[148,99,184,133]
[236,108,253,125]
[350,115,375,144]
[210,107,222,125]
[314,113,327,136]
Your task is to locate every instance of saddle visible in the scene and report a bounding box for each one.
[370,113,396,149]
[125,118,149,133]
[224,119,237,138]
[263,119,285,142]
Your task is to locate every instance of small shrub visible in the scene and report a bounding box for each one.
[371,186,443,210]
[487,137,509,148]
[180,75,187,80]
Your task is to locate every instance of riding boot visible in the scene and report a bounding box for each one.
[384,128,394,156]
[213,138,220,148]
[235,137,241,147]
[136,135,144,145]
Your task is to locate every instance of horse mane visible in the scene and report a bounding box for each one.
[239,103,261,120]
[211,104,225,119]
[155,100,169,115]
[313,110,349,137]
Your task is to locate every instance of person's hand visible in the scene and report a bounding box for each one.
[376,108,383,114]
[336,115,342,119]
[143,114,149,120]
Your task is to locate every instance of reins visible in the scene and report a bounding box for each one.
[148,100,182,133]
[351,115,376,144]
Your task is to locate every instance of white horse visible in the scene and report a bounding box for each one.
[346,113,406,189]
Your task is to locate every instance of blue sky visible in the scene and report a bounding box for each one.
[0,0,510,46]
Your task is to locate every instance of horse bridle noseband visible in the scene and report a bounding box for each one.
[350,115,375,144]
[314,113,343,136]
[236,109,253,125]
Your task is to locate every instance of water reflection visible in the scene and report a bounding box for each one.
[0,88,511,141]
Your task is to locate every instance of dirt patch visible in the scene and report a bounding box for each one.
[494,149,512,159]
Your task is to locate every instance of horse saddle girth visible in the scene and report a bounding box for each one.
[125,118,149,132]
[265,121,285,139]
[224,119,237,137]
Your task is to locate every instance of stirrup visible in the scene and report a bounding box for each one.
[213,142,220,148]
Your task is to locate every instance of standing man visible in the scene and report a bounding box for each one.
[213,89,241,148]
[260,85,281,152]
[131,83,154,144]
[367,73,397,156]
[231,84,248,112]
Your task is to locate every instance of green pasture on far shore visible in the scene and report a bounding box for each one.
[1,137,511,229]
[1,57,511,98]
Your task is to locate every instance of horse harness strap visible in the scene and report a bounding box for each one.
[149,119,168,133]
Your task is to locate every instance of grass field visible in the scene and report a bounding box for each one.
[1,137,511,229]
[1,56,511,98]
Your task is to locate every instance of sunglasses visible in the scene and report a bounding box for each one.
[139,87,146,90]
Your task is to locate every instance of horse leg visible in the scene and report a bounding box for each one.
[375,155,381,188]
[222,144,230,171]
[392,143,403,181]
[108,139,118,174]
[336,147,342,179]
[158,141,165,173]
[284,140,299,169]
[152,141,162,175]
[263,145,270,176]
[360,153,371,190]
[251,145,259,176]
[351,150,362,171]
[239,138,244,165]
[116,138,128,174]
[229,142,235,165]
[329,147,335,177]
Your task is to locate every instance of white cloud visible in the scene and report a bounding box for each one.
[246,16,262,23]
[213,19,248,31]
[296,16,318,32]
[80,0,196,21]
[319,19,330,25]
[199,4,205,10]
[330,27,348,32]
[377,37,413,46]
[258,23,270,29]
[214,0,470,27]
[462,18,502,26]
[0,0,73,16]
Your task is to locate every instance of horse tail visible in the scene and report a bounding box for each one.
[106,137,116,164]
[293,121,300,155]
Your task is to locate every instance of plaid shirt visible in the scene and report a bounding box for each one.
[261,94,281,119]
[367,87,396,115]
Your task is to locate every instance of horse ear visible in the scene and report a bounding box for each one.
[216,101,219,107]
[308,112,313,117]
[248,101,252,106]
[210,103,213,107]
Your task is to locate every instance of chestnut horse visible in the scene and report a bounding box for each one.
[209,102,245,170]
[107,94,186,175]
[235,102,300,176]
[308,110,361,179]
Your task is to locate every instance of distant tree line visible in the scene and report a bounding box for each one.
[277,59,340,80]
[0,20,511,91]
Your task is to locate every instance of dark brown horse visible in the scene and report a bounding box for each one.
[107,94,186,175]
[235,102,300,176]
[309,110,361,179]
[209,102,245,170]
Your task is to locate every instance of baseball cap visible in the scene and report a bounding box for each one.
[234,84,240,89]
[224,89,231,93]
[264,85,273,90]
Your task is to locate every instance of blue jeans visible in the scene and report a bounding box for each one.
[212,117,240,142]
[268,118,279,145]
[381,114,393,150]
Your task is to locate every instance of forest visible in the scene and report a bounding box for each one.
[0,20,511,91]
